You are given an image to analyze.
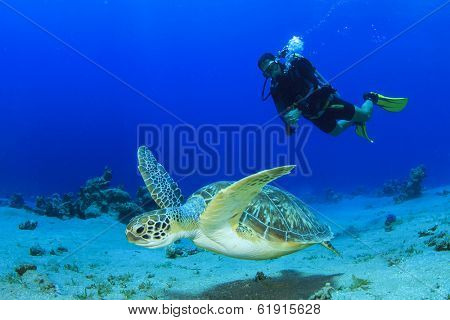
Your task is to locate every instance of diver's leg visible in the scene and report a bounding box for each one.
[316,96,372,136]
[329,120,353,136]
[352,100,373,123]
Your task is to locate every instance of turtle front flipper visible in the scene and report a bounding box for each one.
[138,146,184,208]
[199,165,295,237]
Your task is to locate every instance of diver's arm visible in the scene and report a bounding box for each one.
[329,120,353,136]
[315,71,329,85]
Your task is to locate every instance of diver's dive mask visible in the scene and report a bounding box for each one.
[261,60,277,78]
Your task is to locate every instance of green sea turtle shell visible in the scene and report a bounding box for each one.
[189,182,332,243]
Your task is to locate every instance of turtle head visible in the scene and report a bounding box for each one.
[125,208,192,249]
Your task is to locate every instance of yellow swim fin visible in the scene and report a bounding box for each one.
[374,93,409,112]
[355,122,374,143]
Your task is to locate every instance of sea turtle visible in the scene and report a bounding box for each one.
[126,146,337,260]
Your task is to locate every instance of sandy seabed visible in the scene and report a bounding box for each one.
[0,186,448,300]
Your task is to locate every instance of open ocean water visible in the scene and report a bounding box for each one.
[0,0,449,301]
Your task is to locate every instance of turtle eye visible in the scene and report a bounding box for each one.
[136,226,145,234]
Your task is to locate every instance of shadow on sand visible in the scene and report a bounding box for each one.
[168,270,342,300]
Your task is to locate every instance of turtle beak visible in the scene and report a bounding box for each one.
[125,231,164,248]
[125,231,147,245]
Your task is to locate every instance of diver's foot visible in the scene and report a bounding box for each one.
[363,92,378,104]
[363,92,408,112]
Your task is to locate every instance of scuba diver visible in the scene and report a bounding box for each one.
[258,37,408,142]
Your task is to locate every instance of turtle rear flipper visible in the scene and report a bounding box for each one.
[321,241,341,257]
[199,165,295,237]
[138,146,184,208]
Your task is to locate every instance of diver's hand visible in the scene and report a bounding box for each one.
[284,108,301,126]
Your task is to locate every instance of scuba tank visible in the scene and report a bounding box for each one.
[261,36,329,101]
[278,36,304,69]
[261,36,335,120]
[280,36,329,87]
[261,36,305,101]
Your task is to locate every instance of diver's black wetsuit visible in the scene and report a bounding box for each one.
[270,57,356,134]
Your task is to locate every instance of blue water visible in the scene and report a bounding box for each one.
[1,0,449,198]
